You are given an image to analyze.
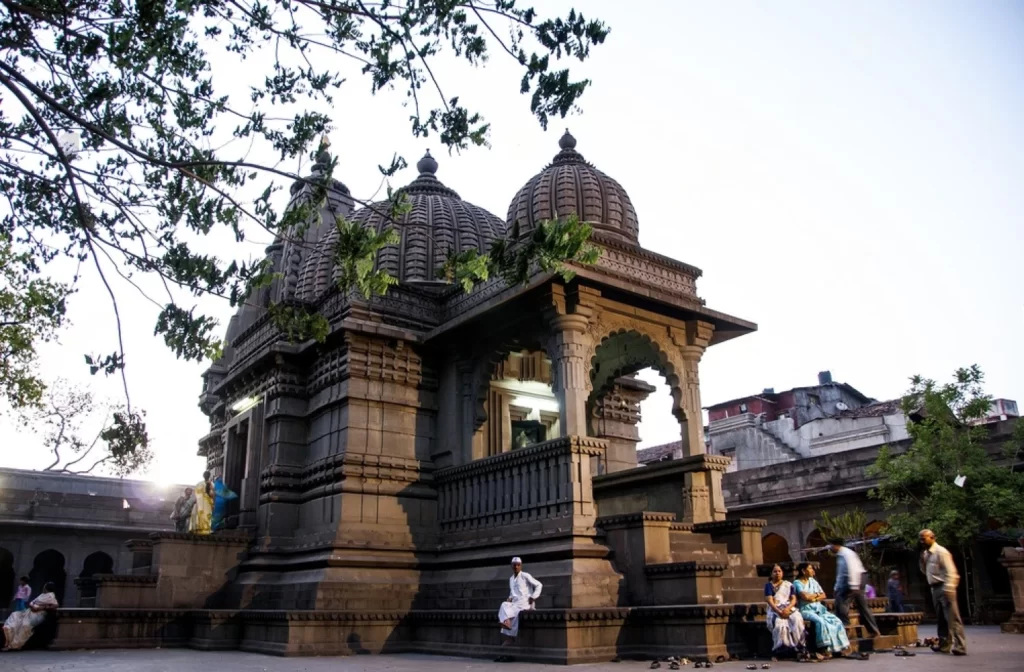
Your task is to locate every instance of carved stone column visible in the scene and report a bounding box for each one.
[591,376,656,472]
[545,285,599,438]
[671,320,715,457]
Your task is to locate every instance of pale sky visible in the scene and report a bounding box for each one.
[2,1,1022,484]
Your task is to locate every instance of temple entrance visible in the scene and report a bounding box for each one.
[762,533,792,564]
[29,549,66,604]
[79,551,114,579]
[0,547,14,606]
[485,350,558,455]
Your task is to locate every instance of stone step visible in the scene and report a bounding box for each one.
[723,588,766,603]
[723,576,764,591]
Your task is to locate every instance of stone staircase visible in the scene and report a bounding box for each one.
[663,523,765,603]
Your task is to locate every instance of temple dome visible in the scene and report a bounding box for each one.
[507,130,639,244]
[294,152,507,302]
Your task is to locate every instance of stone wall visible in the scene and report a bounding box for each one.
[0,468,184,608]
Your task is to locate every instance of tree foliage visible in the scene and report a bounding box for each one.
[17,378,152,477]
[868,365,1024,551]
[0,232,69,407]
[814,508,892,583]
[0,1,610,457]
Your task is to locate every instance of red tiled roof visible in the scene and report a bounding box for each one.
[835,399,903,419]
[637,442,680,464]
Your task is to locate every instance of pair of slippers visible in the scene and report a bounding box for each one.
[746,665,772,670]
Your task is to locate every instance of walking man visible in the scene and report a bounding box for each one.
[919,529,966,656]
[495,556,542,662]
[828,537,882,638]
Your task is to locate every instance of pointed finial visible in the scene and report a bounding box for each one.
[417,150,438,175]
[314,134,332,167]
[559,129,577,151]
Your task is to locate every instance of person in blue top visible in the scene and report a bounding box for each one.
[793,563,850,658]
[828,537,881,638]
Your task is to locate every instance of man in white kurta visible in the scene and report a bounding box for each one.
[498,556,542,639]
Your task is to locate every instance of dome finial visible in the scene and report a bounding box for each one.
[559,129,577,151]
[314,134,332,168]
[417,150,438,175]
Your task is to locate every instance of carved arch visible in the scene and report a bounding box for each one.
[587,315,690,426]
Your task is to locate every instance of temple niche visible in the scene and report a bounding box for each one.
[53,132,921,662]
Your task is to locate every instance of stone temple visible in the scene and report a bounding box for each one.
[55,132,921,662]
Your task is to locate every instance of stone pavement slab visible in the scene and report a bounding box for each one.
[3,627,1022,672]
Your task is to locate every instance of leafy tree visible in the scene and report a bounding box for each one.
[0,2,609,440]
[868,365,1024,616]
[18,378,152,477]
[814,508,891,586]
[0,232,69,407]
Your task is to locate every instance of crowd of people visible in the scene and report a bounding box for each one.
[169,470,238,534]
[761,529,966,661]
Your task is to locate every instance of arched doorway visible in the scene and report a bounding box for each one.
[0,547,14,606]
[29,549,67,604]
[79,551,114,579]
[762,533,791,564]
[805,529,837,597]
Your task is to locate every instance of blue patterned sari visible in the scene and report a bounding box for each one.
[211,478,238,531]
[793,577,850,654]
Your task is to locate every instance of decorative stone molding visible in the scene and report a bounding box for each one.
[692,518,768,533]
[344,333,423,387]
[147,531,253,545]
[644,561,729,577]
[80,574,159,585]
[596,512,677,529]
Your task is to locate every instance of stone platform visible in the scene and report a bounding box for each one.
[6,627,1023,671]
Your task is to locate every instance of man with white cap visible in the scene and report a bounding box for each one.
[496,556,542,660]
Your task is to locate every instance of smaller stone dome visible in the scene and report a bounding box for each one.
[294,151,507,302]
[507,130,639,243]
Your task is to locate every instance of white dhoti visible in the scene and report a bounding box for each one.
[498,598,533,637]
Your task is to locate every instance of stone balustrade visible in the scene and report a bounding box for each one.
[435,436,607,535]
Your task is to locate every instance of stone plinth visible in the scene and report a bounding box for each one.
[999,546,1024,633]
[593,454,731,524]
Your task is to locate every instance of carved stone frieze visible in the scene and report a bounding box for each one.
[345,333,423,387]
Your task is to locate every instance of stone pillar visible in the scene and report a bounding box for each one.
[545,284,598,438]
[670,320,715,457]
[999,546,1024,633]
[591,376,656,472]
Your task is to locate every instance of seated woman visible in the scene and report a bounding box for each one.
[765,564,806,660]
[793,563,850,659]
[2,582,59,651]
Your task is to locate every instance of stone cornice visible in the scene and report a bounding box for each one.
[593,454,732,492]
[596,512,676,530]
[692,518,767,532]
[75,574,158,586]
[644,561,729,578]
[148,531,252,545]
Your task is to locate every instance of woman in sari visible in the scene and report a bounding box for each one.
[2,582,58,651]
[189,470,214,534]
[765,564,806,659]
[210,477,238,531]
[793,563,850,658]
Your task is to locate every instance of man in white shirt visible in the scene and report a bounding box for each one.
[919,529,966,655]
[496,556,543,661]
[828,537,881,638]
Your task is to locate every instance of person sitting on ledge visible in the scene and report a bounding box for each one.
[764,563,806,660]
[2,581,58,651]
[793,563,850,659]
[495,556,542,662]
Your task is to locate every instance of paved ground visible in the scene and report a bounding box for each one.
[3,627,1022,671]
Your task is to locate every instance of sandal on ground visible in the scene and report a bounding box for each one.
[895,650,916,657]
[651,662,661,670]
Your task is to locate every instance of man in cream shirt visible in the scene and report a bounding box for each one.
[919,529,966,655]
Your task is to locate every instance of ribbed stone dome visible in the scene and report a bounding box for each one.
[507,130,639,243]
[294,152,507,302]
